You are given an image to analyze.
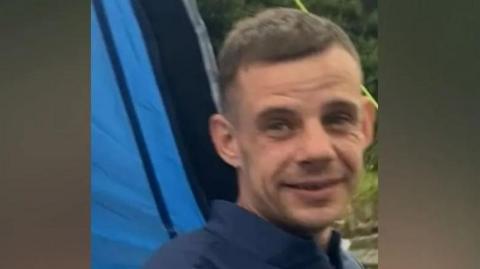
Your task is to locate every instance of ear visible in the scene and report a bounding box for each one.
[209,114,241,168]
[360,98,377,147]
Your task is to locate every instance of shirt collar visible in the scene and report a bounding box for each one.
[205,200,344,269]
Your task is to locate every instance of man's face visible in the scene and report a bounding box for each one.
[211,45,375,234]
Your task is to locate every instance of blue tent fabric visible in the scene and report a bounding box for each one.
[92,7,171,268]
[91,0,233,267]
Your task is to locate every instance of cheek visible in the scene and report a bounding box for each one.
[333,134,365,173]
[245,140,293,189]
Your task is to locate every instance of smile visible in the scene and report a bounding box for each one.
[282,178,345,200]
[284,178,344,190]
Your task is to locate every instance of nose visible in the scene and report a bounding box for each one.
[296,121,336,170]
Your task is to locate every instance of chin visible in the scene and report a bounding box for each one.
[288,204,347,232]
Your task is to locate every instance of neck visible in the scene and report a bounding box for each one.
[315,226,333,250]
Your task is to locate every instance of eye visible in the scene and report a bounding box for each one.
[264,120,294,138]
[323,112,356,130]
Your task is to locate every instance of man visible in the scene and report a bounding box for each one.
[145,7,375,269]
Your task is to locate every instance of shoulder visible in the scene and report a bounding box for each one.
[143,229,219,269]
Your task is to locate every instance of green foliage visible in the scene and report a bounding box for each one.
[197,0,243,54]
[354,170,378,218]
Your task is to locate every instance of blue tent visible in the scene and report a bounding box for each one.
[91,0,236,268]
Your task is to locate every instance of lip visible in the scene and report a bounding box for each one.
[283,177,344,188]
[282,178,344,200]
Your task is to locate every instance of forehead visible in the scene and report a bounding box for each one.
[235,46,363,114]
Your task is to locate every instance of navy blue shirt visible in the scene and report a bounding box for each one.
[145,200,363,269]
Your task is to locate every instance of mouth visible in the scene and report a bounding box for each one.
[282,178,345,200]
[284,178,344,189]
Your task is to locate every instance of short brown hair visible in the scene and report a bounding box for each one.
[217,7,360,114]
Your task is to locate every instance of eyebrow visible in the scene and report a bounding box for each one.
[322,99,360,114]
[255,107,298,124]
